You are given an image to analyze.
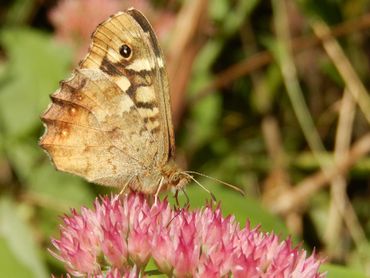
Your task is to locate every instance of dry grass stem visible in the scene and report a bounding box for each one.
[269,132,370,215]
[311,19,370,123]
[324,89,356,257]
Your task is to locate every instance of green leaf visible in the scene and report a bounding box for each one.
[185,94,222,151]
[28,163,94,208]
[0,27,72,137]
[209,0,261,35]
[3,0,37,25]
[0,238,32,278]
[251,63,282,113]
[209,0,229,22]
[321,264,367,278]
[4,138,93,208]
[5,139,41,181]
[0,196,48,278]
[191,39,223,77]
[224,0,260,35]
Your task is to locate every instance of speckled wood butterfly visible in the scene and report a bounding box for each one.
[40,8,191,196]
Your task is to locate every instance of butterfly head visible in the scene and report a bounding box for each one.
[168,171,191,190]
[161,161,191,190]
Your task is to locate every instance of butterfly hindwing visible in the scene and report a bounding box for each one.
[40,68,158,186]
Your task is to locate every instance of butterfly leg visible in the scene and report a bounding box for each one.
[154,176,165,206]
[174,190,180,207]
[114,176,134,201]
[166,208,181,228]
[173,189,189,208]
[182,188,190,208]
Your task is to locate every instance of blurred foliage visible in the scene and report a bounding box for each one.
[0,0,369,277]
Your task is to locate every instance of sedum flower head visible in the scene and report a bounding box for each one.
[51,193,325,277]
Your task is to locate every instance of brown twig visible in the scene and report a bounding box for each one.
[324,89,356,258]
[313,18,370,256]
[261,116,303,234]
[167,0,208,127]
[190,12,370,103]
[268,132,370,215]
[311,19,370,123]
[271,0,329,235]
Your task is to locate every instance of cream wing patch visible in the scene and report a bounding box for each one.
[135,86,156,103]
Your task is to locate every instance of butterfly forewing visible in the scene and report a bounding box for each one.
[81,10,174,164]
[126,9,176,161]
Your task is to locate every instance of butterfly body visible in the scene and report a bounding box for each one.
[40,8,190,194]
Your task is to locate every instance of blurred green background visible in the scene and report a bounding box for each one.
[0,0,369,277]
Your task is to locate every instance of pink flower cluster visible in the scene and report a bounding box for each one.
[51,193,325,277]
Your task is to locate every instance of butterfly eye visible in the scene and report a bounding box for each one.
[119,44,132,59]
[171,175,180,185]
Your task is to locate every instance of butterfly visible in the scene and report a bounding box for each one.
[39,8,192,196]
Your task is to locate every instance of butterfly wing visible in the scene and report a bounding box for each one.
[80,9,175,164]
[126,8,176,160]
[40,9,175,188]
[40,68,159,187]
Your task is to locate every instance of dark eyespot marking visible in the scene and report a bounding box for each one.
[119,44,132,59]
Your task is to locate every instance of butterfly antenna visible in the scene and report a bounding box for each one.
[184,170,245,196]
[181,172,217,202]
